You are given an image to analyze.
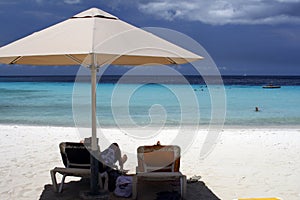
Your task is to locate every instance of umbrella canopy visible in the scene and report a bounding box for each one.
[0,7,203,195]
[0,8,202,66]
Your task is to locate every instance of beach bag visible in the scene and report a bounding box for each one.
[114,176,133,198]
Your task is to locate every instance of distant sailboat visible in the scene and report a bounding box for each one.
[262,84,281,89]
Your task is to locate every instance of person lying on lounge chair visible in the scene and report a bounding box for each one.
[99,143,128,192]
[80,139,128,190]
[80,139,127,170]
[99,143,127,171]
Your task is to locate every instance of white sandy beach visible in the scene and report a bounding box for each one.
[0,125,300,200]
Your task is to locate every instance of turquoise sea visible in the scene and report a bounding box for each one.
[0,76,299,127]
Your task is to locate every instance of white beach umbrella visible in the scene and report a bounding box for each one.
[0,7,203,194]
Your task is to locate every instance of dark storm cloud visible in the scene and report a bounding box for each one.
[0,0,299,75]
[136,0,300,25]
[21,0,300,25]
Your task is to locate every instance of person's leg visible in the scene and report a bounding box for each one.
[107,168,122,192]
[98,161,106,173]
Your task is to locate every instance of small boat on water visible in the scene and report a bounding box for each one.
[262,84,281,89]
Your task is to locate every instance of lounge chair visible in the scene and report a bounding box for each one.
[132,142,187,199]
[50,142,108,193]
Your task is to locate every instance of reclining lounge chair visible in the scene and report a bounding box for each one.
[50,142,108,193]
[132,142,187,199]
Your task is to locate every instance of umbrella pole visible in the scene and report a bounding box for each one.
[90,56,99,194]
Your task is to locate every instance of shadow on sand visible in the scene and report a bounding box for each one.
[39,178,220,200]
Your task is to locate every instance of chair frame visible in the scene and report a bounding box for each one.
[50,167,108,193]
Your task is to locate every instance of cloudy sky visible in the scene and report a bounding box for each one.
[0,0,299,75]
